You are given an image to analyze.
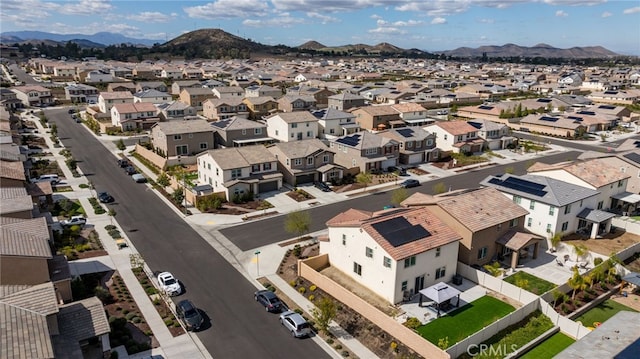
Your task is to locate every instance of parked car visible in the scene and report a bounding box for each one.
[254,289,284,312]
[157,272,182,296]
[279,310,311,338]
[176,299,204,331]
[132,174,147,183]
[388,166,408,176]
[314,181,331,192]
[117,159,130,168]
[400,179,420,188]
[97,191,114,203]
[124,166,137,175]
[67,108,75,114]
[31,174,60,184]
[61,215,86,227]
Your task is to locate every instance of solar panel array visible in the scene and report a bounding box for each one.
[488,176,547,197]
[567,116,583,121]
[578,110,596,116]
[336,133,362,147]
[537,98,552,103]
[211,119,231,129]
[539,116,559,122]
[396,128,415,138]
[467,121,483,129]
[370,217,431,247]
[478,105,494,110]
[624,152,640,164]
[604,91,618,95]
[598,105,616,110]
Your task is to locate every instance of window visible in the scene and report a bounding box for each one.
[477,247,488,260]
[263,163,271,171]
[383,256,391,268]
[231,168,242,179]
[404,256,416,268]
[306,131,312,137]
[216,168,219,176]
[307,157,314,165]
[427,139,433,146]
[416,141,422,149]
[435,266,446,279]
[513,195,522,204]
[561,222,568,231]
[188,133,193,138]
[353,262,362,276]
[618,180,624,188]
[173,134,182,140]
[291,123,298,128]
[549,206,555,216]
[365,247,373,258]
[342,234,346,246]
[199,143,208,149]
[564,204,571,214]
[527,218,532,227]
[176,145,188,155]
[252,164,260,172]
[275,130,279,136]
[242,129,246,135]
[255,128,262,135]
[207,163,211,170]
[406,141,413,148]
[435,247,441,257]
[294,159,302,166]
[597,201,604,210]
[510,218,518,227]
[323,155,329,163]
[529,200,535,210]
[546,224,552,233]
[401,281,408,291]
[365,148,378,155]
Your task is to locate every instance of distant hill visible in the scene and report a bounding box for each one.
[0,31,157,46]
[157,28,272,58]
[298,41,326,50]
[439,43,619,58]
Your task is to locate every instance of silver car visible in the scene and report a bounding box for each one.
[279,311,311,338]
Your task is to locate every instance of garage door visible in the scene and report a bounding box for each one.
[296,173,315,184]
[258,181,278,193]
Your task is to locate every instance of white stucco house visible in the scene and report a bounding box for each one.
[424,120,485,154]
[322,207,461,304]
[265,111,318,142]
[98,91,134,114]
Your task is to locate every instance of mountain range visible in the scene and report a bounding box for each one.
[0,29,622,59]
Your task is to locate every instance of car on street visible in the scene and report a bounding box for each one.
[117,159,130,168]
[279,311,311,338]
[132,174,147,183]
[400,179,420,188]
[124,166,137,175]
[387,166,408,176]
[67,109,74,114]
[176,299,204,331]
[254,289,284,312]
[61,215,87,228]
[314,181,331,192]
[157,271,182,296]
[97,191,114,203]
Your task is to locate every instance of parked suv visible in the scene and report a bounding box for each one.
[117,159,130,168]
[31,174,60,184]
[279,311,311,338]
[254,290,284,312]
[61,215,87,228]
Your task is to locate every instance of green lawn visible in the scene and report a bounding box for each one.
[417,296,515,347]
[519,332,575,359]
[504,271,556,295]
[574,299,637,327]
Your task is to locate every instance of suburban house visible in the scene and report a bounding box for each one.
[161,67,183,79]
[84,70,113,83]
[242,96,279,120]
[265,111,319,142]
[150,119,214,157]
[179,87,216,110]
[133,89,172,104]
[480,173,601,242]
[11,85,53,107]
[212,86,245,98]
[322,206,462,304]
[156,100,197,120]
[329,131,400,174]
[350,105,402,131]
[378,127,438,165]
[197,146,283,200]
[136,81,168,93]
[466,119,515,150]
[312,108,360,139]
[110,102,159,131]
[98,91,134,114]
[287,86,335,108]
[403,187,539,270]
[0,216,52,285]
[64,83,99,103]
[587,90,638,105]
[1,88,23,109]
[171,80,202,95]
[327,92,366,111]
[517,114,587,138]
[424,120,485,154]
[277,94,317,113]
[202,97,249,121]
[390,103,430,127]
[210,116,271,148]
[244,85,282,98]
[267,139,343,185]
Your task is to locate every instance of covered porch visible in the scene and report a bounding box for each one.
[418,282,461,318]
[576,208,616,239]
[496,231,544,269]
[611,192,640,215]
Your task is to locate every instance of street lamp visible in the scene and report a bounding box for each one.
[254,250,261,277]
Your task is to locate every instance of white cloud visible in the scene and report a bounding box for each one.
[272,0,397,12]
[184,0,270,19]
[126,12,175,23]
[431,17,447,24]
[368,27,406,35]
[601,11,612,17]
[306,12,339,24]
[555,10,568,17]
[242,15,305,28]
[478,18,495,23]
[59,0,113,16]
[543,0,605,5]
[623,7,640,14]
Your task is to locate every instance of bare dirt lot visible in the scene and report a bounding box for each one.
[562,230,640,256]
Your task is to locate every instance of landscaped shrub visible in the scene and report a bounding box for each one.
[326,338,334,344]
[145,286,158,295]
[289,280,297,287]
[308,295,315,302]
[404,317,421,330]
[298,287,306,294]
[125,312,137,321]
[309,285,317,292]
[164,319,173,326]
[293,244,302,258]
[94,286,113,304]
[294,308,304,315]
[594,257,603,266]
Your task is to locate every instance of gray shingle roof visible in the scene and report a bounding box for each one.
[152,119,213,135]
[210,116,266,131]
[266,111,318,124]
[201,145,276,169]
[267,139,332,158]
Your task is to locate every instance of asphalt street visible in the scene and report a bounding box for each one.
[48,108,330,359]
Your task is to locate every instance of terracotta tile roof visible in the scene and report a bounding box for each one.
[496,230,544,251]
[326,208,374,227]
[391,103,426,113]
[0,160,26,181]
[436,187,529,232]
[267,111,318,124]
[200,145,277,170]
[0,186,33,215]
[434,120,478,135]
[100,91,133,100]
[562,158,631,188]
[361,207,461,260]
[527,160,574,172]
[400,192,439,207]
[0,217,52,258]
[112,102,157,114]
[353,105,398,116]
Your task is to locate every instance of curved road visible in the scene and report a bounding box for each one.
[49,108,330,359]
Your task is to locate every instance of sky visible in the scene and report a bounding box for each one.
[1,0,640,55]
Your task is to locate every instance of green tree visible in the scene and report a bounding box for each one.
[116,139,126,151]
[552,289,567,307]
[483,261,504,277]
[437,336,449,350]
[432,182,447,194]
[567,266,586,301]
[284,210,311,239]
[172,187,185,206]
[390,188,409,207]
[572,243,589,262]
[157,172,170,188]
[550,232,563,252]
[355,171,373,191]
[107,208,116,225]
[311,297,337,334]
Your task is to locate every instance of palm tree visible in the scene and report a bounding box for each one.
[550,232,563,252]
[572,243,589,262]
[567,267,586,301]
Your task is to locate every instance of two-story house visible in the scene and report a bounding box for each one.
[480,173,601,244]
[150,119,214,157]
[136,81,168,93]
[267,139,342,185]
[265,111,318,142]
[11,85,53,107]
[277,94,317,112]
[242,96,278,120]
[212,86,245,99]
[287,86,335,108]
[322,206,462,304]
[424,120,485,154]
[156,100,197,120]
[133,89,172,104]
[98,91,134,114]
[350,105,402,131]
[466,119,515,150]
[210,116,271,148]
[203,98,249,121]
[179,87,216,110]
[110,102,159,131]
[171,80,201,95]
[245,85,282,98]
[312,108,359,139]
[378,127,438,165]
[329,131,400,174]
[64,83,99,103]
[328,92,366,111]
[107,82,136,93]
[197,146,283,200]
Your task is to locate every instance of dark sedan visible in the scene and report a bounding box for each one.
[314,181,331,192]
[176,299,204,331]
[400,179,420,188]
[98,191,115,203]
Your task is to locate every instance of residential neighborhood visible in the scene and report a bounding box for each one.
[2,51,640,359]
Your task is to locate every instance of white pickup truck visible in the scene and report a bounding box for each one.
[61,215,87,227]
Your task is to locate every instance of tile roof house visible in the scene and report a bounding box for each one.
[11,86,53,107]
[210,116,271,148]
[179,87,216,110]
[64,83,99,104]
[1,216,53,286]
[265,111,319,142]
[424,120,485,154]
[312,108,360,139]
[156,100,197,120]
[517,114,587,138]
[135,81,168,93]
[277,94,317,113]
[323,207,462,304]
[202,97,249,121]
[197,145,283,200]
[466,119,515,150]
[378,127,438,165]
[327,92,366,111]
[267,138,343,185]
[98,91,134,114]
[110,102,160,131]
[150,119,215,157]
[51,296,111,358]
[329,131,400,174]
[0,186,34,219]
[350,105,402,131]
[133,89,171,104]
[171,80,202,95]
[242,96,279,120]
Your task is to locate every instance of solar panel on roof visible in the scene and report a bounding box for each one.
[396,128,414,137]
[539,116,559,122]
[467,121,482,129]
[604,91,618,95]
[568,116,583,121]
[537,98,552,103]
[478,105,494,110]
[624,152,640,164]
[370,217,431,247]
[211,119,231,129]
[336,134,361,147]
[488,176,547,197]
[599,105,616,110]
[578,110,596,116]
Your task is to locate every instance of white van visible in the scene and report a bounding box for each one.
[31,174,60,184]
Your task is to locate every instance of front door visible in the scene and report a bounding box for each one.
[414,275,425,293]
